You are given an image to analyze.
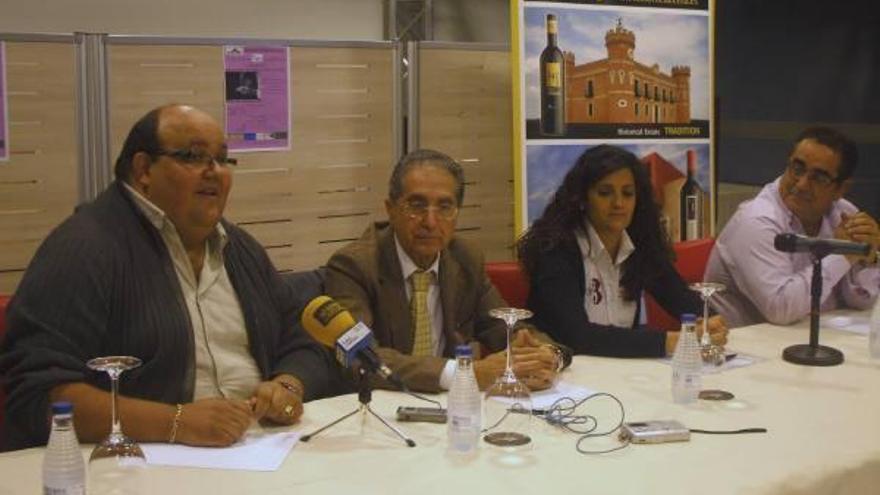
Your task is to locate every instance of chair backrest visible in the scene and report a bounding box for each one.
[485,261,529,309]
[280,268,326,319]
[645,238,715,331]
[0,295,8,337]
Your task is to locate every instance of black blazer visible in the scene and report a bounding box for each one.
[526,241,700,358]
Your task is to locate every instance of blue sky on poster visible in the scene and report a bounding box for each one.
[526,143,710,224]
[523,5,710,121]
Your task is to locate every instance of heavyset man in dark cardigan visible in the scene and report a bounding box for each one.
[0,105,339,450]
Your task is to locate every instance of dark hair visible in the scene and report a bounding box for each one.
[793,126,858,182]
[517,144,671,301]
[388,149,465,205]
[113,105,168,181]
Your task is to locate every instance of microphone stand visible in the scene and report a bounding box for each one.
[300,366,416,447]
[781,250,844,366]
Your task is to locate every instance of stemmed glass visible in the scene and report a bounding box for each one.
[689,282,726,366]
[87,356,146,494]
[483,307,534,448]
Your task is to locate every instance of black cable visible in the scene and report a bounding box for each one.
[533,392,630,455]
[398,383,444,409]
[690,428,767,435]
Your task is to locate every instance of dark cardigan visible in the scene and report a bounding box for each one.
[526,241,701,358]
[0,182,336,449]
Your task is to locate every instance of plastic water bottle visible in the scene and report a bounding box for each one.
[870,298,880,359]
[671,313,702,404]
[447,345,481,453]
[42,402,86,495]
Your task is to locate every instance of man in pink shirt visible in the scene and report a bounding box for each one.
[706,127,880,327]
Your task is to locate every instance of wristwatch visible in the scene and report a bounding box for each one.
[548,344,571,372]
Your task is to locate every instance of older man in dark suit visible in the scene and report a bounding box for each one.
[324,149,568,393]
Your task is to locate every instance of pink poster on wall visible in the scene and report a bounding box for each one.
[223,45,290,152]
[0,42,9,162]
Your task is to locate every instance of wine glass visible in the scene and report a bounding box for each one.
[87,356,146,494]
[689,282,726,366]
[483,307,534,448]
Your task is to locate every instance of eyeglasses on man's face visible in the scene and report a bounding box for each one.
[156,149,238,169]
[786,159,838,187]
[399,198,459,221]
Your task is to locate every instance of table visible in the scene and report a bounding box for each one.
[2,312,879,495]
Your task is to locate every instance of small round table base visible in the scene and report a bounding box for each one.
[782,344,844,367]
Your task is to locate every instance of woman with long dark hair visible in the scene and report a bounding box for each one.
[517,145,727,357]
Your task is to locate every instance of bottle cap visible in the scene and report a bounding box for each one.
[680,313,697,324]
[454,345,473,357]
[51,401,73,415]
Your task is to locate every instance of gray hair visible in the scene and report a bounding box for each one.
[388,149,465,205]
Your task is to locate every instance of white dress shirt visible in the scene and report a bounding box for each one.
[575,220,639,328]
[124,183,262,401]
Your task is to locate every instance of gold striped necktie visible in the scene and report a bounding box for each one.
[409,270,434,357]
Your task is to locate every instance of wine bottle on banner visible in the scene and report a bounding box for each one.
[680,150,702,241]
[540,13,566,136]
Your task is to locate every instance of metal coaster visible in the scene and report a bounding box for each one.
[484,432,531,446]
[699,389,734,401]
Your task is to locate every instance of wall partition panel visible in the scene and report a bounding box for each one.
[413,42,514,262]
[0,35,79,293]
[106,38,398,272]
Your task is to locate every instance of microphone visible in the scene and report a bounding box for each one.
[301,295,403,388]
[773,233,870,257]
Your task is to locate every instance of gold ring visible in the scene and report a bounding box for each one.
[283,404,294,416]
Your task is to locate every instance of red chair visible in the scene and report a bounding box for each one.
[485,261,529,308]
[645,238,715,331]
[0,294,10,440]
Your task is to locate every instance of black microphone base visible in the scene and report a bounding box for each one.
[782,344,844,366]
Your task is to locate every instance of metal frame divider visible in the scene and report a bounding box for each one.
[75,32,111,203]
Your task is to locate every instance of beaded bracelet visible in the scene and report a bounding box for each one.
[168,403,184,443]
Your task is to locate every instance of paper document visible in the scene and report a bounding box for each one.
[488,380,597,410]
[142,430,300,471]
[661,350,760,374]
[825,315,870,335]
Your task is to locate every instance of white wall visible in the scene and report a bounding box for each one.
[0,0,385,40]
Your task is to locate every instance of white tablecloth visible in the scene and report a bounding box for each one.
[2,312,879,494]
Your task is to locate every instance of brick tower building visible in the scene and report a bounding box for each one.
[564,19,691,124]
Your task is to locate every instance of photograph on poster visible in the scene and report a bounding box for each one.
[526,142,710,242]
[225,71,260,101]
[523,4,710,140]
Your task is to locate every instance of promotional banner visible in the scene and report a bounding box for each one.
[514,0,714,241]
[224,45,290,152]
[0,42,8,162]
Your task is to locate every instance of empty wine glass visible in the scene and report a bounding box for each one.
[689,282,726,366]
[87,356,146,494]
[483,307,533,448]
